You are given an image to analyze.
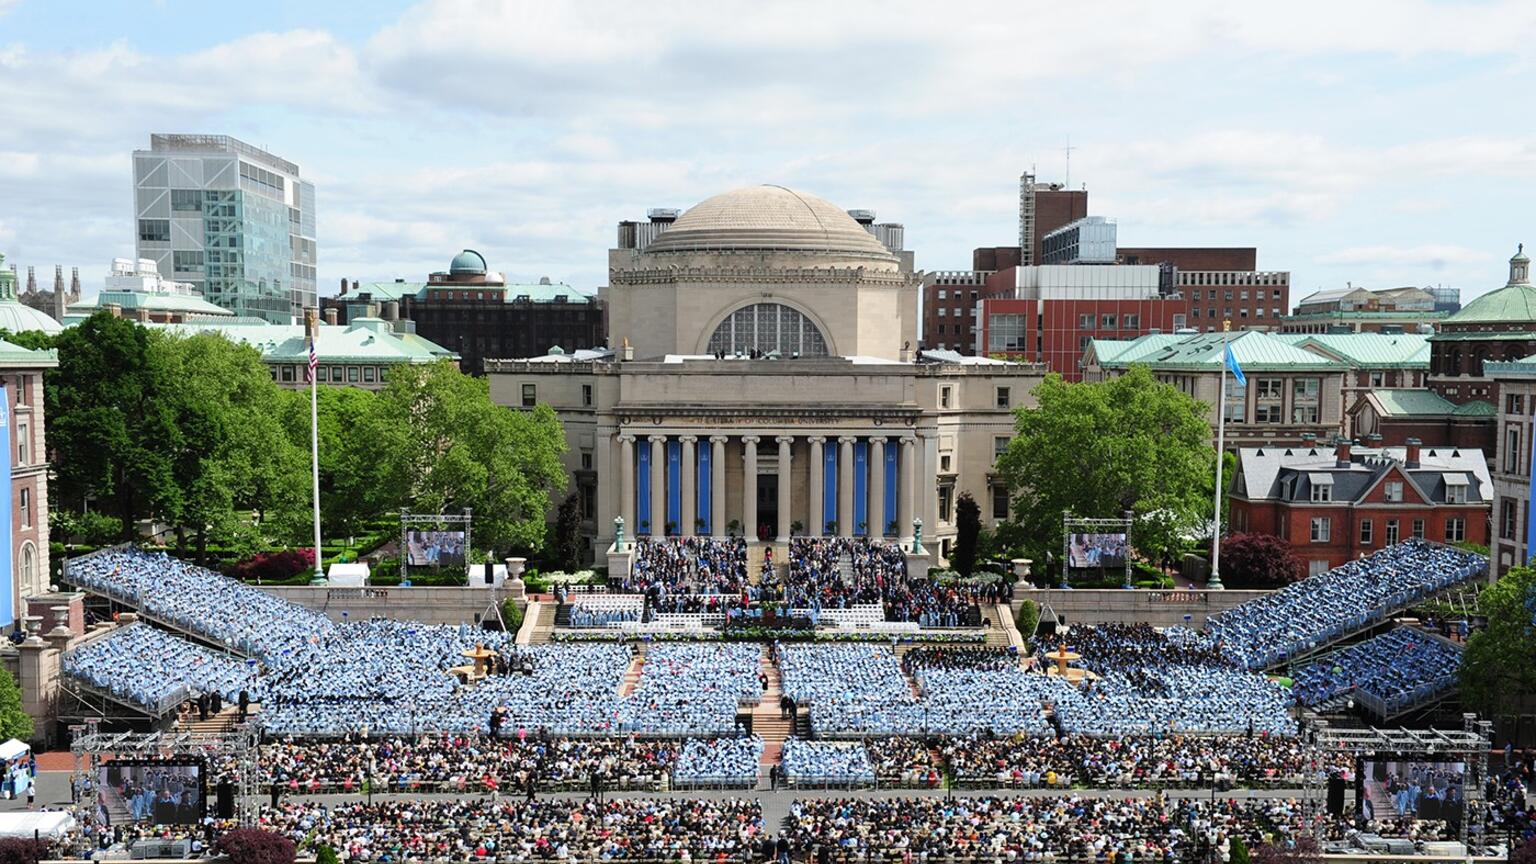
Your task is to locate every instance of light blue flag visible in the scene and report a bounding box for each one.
[1224,343,1247,387]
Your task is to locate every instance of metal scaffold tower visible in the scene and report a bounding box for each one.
[69,720,261,827]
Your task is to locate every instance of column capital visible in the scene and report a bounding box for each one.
[647,434,668,444]
[741,435,761,445]
[618,435,636,445]
[838,435,858,445]
[899,436,918,448]
[679,435,698,444]
[868,436,888,445]
[808,435,827,445]
[709,435,730,445]
[775,435,796,445]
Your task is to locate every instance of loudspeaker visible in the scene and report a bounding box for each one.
[484,563,495,586]
[1327,777,1347,817]
[215,781,235,819]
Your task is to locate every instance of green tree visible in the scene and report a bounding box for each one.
[1219,532,1305,589]
[0,330,56,352]
[46,312,181,539]
[155,332,307,561]
[1460,564,1536,719]
[0,667,33,742]
[552,493,584,571]
[371,361,568,555]
[995,365,1214,566]
[279,385,389,540]
[953,491,981,577]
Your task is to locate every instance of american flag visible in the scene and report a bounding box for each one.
[306,336,318,382]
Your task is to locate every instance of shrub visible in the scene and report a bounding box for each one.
[1230,837,1251,864]
[214,829,296,864]
[1014,598,1040,640]
[227,549,316,583]
[314,846,340,864]
[1219,533,1305,589]
[500,597,525,633]
[0,837,46,864]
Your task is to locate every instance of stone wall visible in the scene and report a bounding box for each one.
[259,585,512,627]
[1018,588,1267,629]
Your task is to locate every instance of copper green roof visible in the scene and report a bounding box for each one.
[1095,330,1342,372]
[151,318,457,364]
[0,338,57,369]
[1362,389,1485,418]
[1443,283,1536,325]
[1281,333,1429,368]
[1485,355,1536,378]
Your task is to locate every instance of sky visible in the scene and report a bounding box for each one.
[1,0,1534,303]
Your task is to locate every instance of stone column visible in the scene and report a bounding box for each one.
[596,429,614,551]
[898,437,915,544]
[838,436,856,538]
[776,436,794,542]
[922,432,941,538]
[742,436,760,541]
[680,436,697,536]
[710,436,727,538]
[869,437,887,540]
[808,436,826,538]
[619,436,636,535]
[649,435,665,536]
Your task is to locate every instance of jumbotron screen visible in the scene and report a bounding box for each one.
[1067,532,1128,569]
[406,530,467,568]
[1356,758,1466,824]
[97,758,206,825]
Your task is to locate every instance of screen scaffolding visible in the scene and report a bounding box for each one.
[70,721,260,827]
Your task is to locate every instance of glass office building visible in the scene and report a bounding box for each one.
[133,135,316,323]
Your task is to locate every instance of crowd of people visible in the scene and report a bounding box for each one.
[783,538,1004,626]
[942,733,1352,788]
[780,739,876,786]
[1291,627,1463,714]
[63,623,260,713]
[257,797,767,862]
[1206,540,1486,670]
[259,734,679,793]
[782,795,1328,861]
[622,537,752,613]
[673,737,763,787]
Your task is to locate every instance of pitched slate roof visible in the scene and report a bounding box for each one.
[1234,444,1492,505]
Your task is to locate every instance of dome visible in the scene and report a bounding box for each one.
[1446,243,1535,325]
[449,249,488,276]
[0,300,62,335]
[644,185,897,263]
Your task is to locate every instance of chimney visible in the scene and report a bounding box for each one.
[25,266,34,295]
[323,307,339,326]
[106,303,123,318]
[1300,433,1317,446]
[339,277,350,295]
[1366,433,1383,448]
[53,266,65,319]
[134,307,150,323]
[382,300,400,321]
[1405,437,1422,469]
[1334,437,1353,468]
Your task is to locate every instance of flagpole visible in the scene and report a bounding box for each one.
[1209,323,1229,590]
[308,310,324,584]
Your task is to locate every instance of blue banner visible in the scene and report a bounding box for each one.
[853,440,869,536]
[884,445,899,536]
[666,440,681,534]
[823,445,838,534]
[636,443,652,535]
[0,386,13,628]
[698,444,712,536]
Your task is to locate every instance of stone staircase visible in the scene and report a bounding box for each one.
[528,603,558,645]
[981,604,1013,648]
[182,704,253,735]
[618,654,645,697]
[751,648,792,783]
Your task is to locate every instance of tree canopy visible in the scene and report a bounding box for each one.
[367,360,568,554]
[0,667,32,743]
[1460,563,1536,719]
[1220,533,1305,589]
[994,365,1215,564]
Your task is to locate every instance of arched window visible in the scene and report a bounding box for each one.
[18,542,35,594]
[707,303,829,357]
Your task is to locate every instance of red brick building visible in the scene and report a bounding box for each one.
[1229,437,1491,574]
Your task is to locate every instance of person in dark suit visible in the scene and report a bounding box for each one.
[237,690,249,722]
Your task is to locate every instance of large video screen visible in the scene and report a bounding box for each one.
[1067,533,1127,569]
[97,758,205,825]
[1357,758,1466,824]
[407,530,467,568]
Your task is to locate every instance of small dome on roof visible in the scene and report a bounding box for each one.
[449,249,488,276]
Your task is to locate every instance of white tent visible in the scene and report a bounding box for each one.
[0,739,29,762]
[0,810,76,838]
[326,562,370,587]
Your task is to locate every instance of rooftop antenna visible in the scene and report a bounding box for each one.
[1064,135,1076,188]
